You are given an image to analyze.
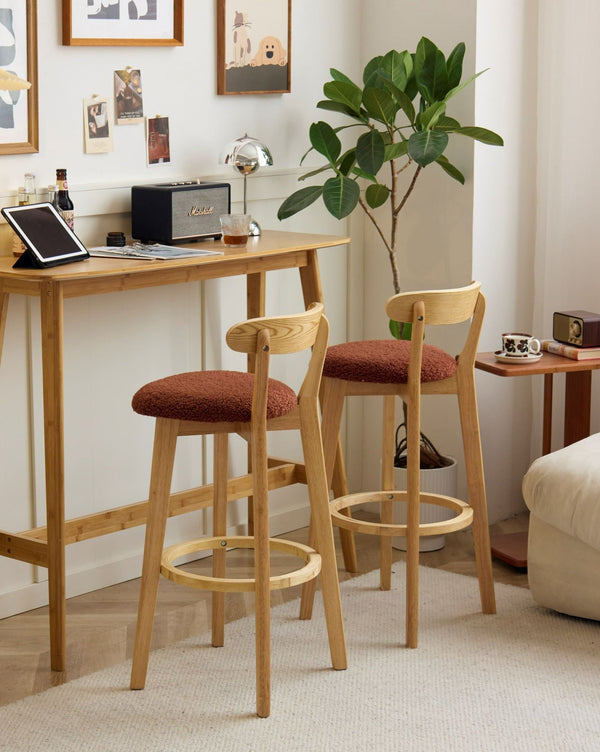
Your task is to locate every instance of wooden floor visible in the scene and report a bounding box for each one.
[0,512,529,707]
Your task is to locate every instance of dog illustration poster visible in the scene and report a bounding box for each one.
[217,0,291,95]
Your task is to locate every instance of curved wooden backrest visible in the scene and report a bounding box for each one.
[226,302,325,355]
[385,281,481,327]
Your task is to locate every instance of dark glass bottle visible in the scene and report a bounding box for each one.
[55,168,74,230]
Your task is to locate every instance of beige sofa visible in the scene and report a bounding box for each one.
[522,433,600,621]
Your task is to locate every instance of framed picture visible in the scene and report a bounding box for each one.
[0,0,38,155]
[62,0,184,47]
[217,0,291,95]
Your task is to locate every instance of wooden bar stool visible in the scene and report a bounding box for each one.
[129,303,347,718]
[303,282,496,647]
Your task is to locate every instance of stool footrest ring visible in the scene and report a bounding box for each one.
[160,535,322,592]
[331,491,473,537]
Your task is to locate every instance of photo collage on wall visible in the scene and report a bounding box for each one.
[81,65,169,163]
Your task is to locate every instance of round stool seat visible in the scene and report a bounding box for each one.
[160,536,322,592]
[330,490,473,537]
[323,340,457,384]
[132,370,298,422]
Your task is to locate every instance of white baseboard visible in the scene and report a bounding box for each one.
[0,505,311,620]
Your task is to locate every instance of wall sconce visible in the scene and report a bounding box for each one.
[219,134,273,236]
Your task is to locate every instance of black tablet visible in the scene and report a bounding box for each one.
[2,202,89,269]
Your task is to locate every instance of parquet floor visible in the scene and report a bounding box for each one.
[0,512,529,707]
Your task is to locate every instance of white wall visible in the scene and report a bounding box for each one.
[533,0,600,445]
[473,0,539,521]
[0,1,360,617]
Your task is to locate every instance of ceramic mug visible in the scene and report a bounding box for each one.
[501,332,541,357]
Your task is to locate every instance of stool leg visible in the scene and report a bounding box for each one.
[457,371,496,615]
[131,418,179,689]
[251,421,271,718]
[212,433,228,647]
[300,377,349,620]
[300,400,347,671]
[380,395,396,591]
[332,437,358,572]
[405,397,421,649]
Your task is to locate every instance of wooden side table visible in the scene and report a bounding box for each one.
[475,351,600,567]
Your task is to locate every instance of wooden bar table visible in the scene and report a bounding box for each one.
[0,230,349,671]
[475,350,600,566]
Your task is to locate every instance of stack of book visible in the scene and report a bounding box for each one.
[541,339,600,360]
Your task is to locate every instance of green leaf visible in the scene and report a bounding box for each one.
[435,154,465,184]
[330,68,355,85]
[444,69,487,104]
[380,49,409,91]
[309,121,341,163]
[446,42,465,89]
[277,185,324,220]
[407,129,449,166]
[362,87,398,125]
[414,37,449,102]
[356,129,385,175]
[322,176,360,219]
[316,99,367,122]
[323,80,362,114]
[365,183,389,209]
[298,165,333,181]
[384,140,408,161]
[389,320,412,340]
[338,148,357,176]
[454,126,504,145]
[419,101,447,130]
[363,55,383,86]
[350,166,377,181]
[382,80,416,123]
[435,115,461,132]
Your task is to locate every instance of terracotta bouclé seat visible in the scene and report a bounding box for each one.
[324,338,458,384]
[302,282,496,648]
[129,303,347,718]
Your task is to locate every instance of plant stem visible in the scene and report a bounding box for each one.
[358,195,401,294]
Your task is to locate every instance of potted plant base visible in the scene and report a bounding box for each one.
[391,425,456,552]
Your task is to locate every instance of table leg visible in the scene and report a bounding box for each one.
[40,281,66,671]
[564,370,591,446]
[542,373,553,455]
[0,287,8,369]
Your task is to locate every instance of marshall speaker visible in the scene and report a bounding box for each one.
[131,181,230,243]
[553,310,600,347]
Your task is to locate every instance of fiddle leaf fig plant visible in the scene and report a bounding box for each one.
[278,37,503,337]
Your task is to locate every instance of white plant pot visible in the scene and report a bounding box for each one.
[392,457,457,552]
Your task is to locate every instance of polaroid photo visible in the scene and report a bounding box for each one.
[146,115,171,165]
[114,68,144,125]
[83,97,114,154]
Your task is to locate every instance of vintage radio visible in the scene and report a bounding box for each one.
[131,181,230,243]
[553,310,600,347]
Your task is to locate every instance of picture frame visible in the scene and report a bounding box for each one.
[217,0,291,95]
[62,0,184,47]
[0,0,38,155]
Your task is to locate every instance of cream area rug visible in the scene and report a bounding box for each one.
[1,564,599,752]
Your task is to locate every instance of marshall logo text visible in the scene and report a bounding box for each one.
[189,205,214,217]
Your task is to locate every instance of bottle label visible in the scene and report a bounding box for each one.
[62,209,74,230]
[59,180,68,191]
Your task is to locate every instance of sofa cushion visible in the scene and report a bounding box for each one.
[522,433,600,552]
